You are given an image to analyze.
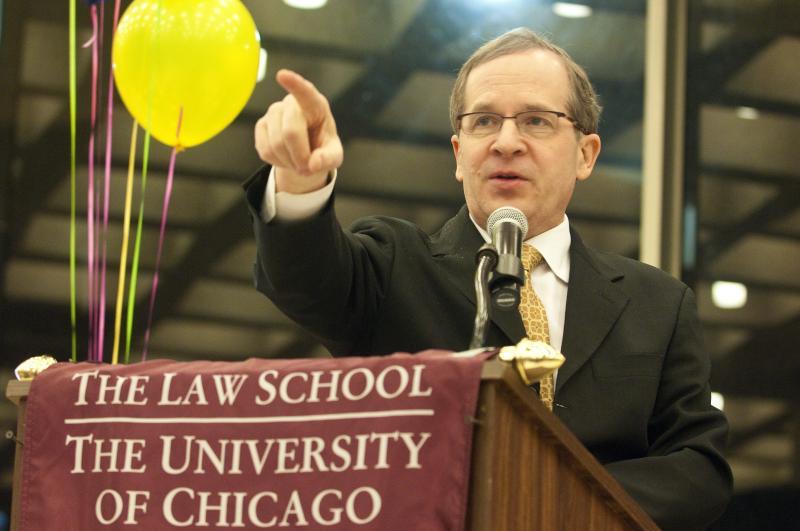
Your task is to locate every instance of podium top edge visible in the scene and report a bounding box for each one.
[6,380,31,404]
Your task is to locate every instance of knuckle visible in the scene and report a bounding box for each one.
[254,118,268,137]
[283,126,303,144]
[268,135,284,153]
[256,146,273,163]
[265,102,282,120]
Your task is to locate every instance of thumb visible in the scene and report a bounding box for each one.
[308,136,344,174]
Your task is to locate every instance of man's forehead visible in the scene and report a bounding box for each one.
[462,49,571,110]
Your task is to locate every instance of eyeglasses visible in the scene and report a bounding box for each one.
[456,110,590,137]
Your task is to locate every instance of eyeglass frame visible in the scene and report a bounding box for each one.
[455,109,592,137]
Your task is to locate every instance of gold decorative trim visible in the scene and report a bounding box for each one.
[14,355,58,381]
[498,339,564,386]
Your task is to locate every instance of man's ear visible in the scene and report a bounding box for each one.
[576,133,601,182]
[451,134,464,183]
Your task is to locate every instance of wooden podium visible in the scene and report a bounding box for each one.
[6,359,657,530]
[469,360,657,530]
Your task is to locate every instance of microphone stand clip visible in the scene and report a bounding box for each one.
[469,243,498,350]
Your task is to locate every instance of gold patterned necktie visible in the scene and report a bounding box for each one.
[520,244,555,411]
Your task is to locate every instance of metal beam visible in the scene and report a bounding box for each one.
[713,312,800,400]
[128,203,251,342]
[692,34,775,101]
[9,96,91,259]
[271,336,321,360]
[2,300,306,361]
[702,164,800,188]
[728,410,792,452]
[701,2,800,37]
[710,94,800,119]
[701,182,800,265]
[39,207,201,233]
[326,0,471,137]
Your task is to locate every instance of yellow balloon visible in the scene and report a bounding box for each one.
[112,0,260,148]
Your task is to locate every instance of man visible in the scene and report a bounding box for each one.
[244,28,732,530]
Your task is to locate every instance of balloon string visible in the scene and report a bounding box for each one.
[94,161,102,360]
[141,108,183,361]
[86,3,100,361]
[125,129,151,365]
[112,121,137,365]
[98,1,105,70]
[93,4,103,361]
[97,0,122,363]
[69,0,78,362]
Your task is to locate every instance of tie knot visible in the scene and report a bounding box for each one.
[521,244,544,271]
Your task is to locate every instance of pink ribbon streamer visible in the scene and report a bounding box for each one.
[141,109,184,360]
[85,4,99,361]
[96,0,123,362]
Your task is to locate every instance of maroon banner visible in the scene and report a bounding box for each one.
[20,350,489,530]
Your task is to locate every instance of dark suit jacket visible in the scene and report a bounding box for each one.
[244,168,732,530]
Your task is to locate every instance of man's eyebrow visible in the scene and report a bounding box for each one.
[465,102,556,113]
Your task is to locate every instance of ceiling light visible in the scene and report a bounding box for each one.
[736,106,760,120]
[552,2,593,18]
[283,0,328,9]
[711,281,747,309]
[711,392,725,411]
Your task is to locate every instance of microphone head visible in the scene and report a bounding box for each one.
[487,206,528,237]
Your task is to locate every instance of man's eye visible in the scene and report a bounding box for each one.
[474,115,497,128]
[525,115,552,128]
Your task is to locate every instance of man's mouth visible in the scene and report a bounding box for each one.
[489,171,525,181]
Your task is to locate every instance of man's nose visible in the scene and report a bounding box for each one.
[490,119,527,156]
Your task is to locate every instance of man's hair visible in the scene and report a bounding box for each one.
[449,27,602,135]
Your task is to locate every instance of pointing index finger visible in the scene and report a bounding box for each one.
[275,69,329,125]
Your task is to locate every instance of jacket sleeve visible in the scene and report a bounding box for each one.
[243,166,395,355]
[605,287,733,530]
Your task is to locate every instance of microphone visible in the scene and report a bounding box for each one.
[486,207,528,310]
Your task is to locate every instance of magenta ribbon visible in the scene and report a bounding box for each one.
[84,4,99,361]
[141,108,184,360]
[96,0,122,362]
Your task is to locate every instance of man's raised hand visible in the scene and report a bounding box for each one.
[254,69,343,194]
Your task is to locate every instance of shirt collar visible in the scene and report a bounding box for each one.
[470,213,571,283]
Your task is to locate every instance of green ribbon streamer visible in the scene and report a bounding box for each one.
[124,130,150,364]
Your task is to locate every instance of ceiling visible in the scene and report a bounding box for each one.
[1,0,798,507]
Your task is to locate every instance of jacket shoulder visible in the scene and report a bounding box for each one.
[580,242,690,297]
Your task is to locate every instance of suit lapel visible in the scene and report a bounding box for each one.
[428,211,631,365]
[429,207,526,343]
[557,228,629,392]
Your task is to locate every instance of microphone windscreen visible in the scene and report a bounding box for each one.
[487,206,528,236]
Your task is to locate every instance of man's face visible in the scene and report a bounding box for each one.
[451,49,601,237]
